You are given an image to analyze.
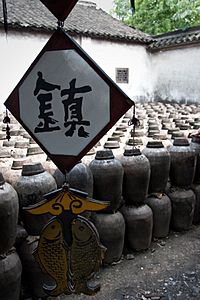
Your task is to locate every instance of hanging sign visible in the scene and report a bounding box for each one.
[4,28,133,173]
[40,0,79,21]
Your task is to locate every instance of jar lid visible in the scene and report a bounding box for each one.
[123,148,141,156]
[168,128,179,134]
[116,125,127,131]
[95,149,114,160]
[171,132,184,139]
[104,141,120,149]
[180,124,190,130]
[12,158,27,170]
[133,130,144,137]
[173,138,189,146]
[14,141,29,148]
[10,129,19,136]
[0,148,12,158]
[0,132,5,140]
[107,136,121,142]
[27,145,44,156]
[146,141,164,148]
[22,162,45,176]
[126,138,143,146]
[3,140,15,147]
[112,131,124,137]
[153,133,168,140]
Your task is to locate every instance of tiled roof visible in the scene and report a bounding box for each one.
[0,0,152,43]
[148,26,200,51]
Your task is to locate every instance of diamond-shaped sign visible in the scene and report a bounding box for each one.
[40,0,78,21]
[4,28,133,173]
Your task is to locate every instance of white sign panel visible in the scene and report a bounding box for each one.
[19,50,110,155]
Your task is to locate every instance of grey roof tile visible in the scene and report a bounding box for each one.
[0,0,152,43]
[148,26,200,51]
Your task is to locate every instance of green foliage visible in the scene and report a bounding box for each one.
[112,0,200,35]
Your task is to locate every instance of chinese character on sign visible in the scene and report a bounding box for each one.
[34,72,92,138]
[61,78,92,138]
[34,71,61,133]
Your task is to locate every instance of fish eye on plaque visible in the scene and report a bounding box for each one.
[79,226,85,232]
[51,224,56,230]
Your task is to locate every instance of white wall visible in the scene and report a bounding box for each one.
[0,30,152,111]
[80,37,153,102]
[2,28,200,114]
[152,46,200,104]
[0,31,49,112]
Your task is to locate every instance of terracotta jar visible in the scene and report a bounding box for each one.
[145,194,171,238]
[3,158,28,187]
[14,162,57,235]
[142,141,170,194]
[119,148,150,205]
[121,204,153,251]
[0,249,22,300]
[169,138,196,188]
[167,188,195,231]
[0,172,19,255]
[91,212,125,264]
[42,157,65,188]
[19,237,54,298]
[89,149,124,213]
[68,161,93,197]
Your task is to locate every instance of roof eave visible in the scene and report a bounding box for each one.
[0,23,151,44]
[148,39,200,53]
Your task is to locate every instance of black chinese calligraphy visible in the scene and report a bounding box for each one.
[34,71,61,133]
[34,72,93,138]
[61,78,92,138]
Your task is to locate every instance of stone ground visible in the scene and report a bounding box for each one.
[53,224,200,300]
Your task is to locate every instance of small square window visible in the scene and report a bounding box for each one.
[116,68,129,84]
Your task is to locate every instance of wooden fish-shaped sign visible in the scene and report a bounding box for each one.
[33,218,71,297]
[34,215,106,296]
[70,216,106,295]
[28,185,109,296]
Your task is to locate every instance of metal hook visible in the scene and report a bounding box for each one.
[57,20,64,28]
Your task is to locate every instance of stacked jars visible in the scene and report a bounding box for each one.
[142,141,172,239]
[89,149,125,264]
[167,138,196,231]
[0,172,22,300]
[14,162,57,299]
[119,148,153,251]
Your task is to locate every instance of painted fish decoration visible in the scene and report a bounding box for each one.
[33,218,71,297]
[70,216,106,295]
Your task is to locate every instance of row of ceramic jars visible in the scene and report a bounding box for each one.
[0,172,22,300]
[8,162,58,299]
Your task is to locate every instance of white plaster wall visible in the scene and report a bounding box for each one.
[0,30,152,112]
[152,46,200,104]
[81,37,153,102]
[0,31,49,112]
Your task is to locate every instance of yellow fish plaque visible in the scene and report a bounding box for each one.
[26,184,109,296]
[34,216,106,296]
